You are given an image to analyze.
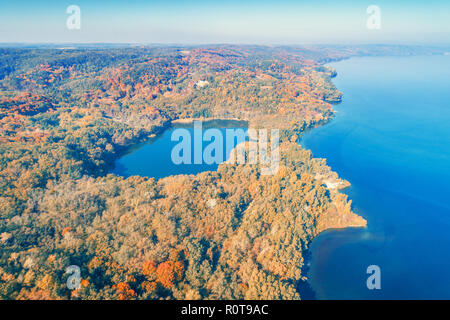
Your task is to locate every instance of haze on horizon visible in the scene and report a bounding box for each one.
[0,0,449,45]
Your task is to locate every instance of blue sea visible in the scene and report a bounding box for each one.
[302,55,450,299]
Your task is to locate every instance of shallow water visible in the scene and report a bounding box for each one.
[302,55,450,299]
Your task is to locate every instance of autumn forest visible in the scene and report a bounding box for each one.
[2,44,432,300]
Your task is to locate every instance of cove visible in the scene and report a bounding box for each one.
[111,119,248,179]
[302,55,450,299]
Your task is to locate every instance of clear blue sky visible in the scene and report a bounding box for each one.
[0,0,449,44]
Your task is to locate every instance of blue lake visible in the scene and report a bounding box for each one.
[302,55,450,299]
[111,55,450,299]
[112,120,248,179]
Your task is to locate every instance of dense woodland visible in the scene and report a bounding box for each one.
[5,44,434,299]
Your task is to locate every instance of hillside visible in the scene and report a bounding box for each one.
[0,45,375,299]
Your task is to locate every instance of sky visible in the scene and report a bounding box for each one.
[0,0,449,45]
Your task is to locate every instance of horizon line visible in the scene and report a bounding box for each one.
[1,42,450,47]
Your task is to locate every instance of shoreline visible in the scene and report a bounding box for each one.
[297,60,367,300]
[106,59,366,301]
[171,117,248,124]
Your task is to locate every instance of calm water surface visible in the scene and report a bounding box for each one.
[112,120,248,179]
[302,55,450,299]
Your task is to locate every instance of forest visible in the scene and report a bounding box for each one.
[0,44,402,299]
